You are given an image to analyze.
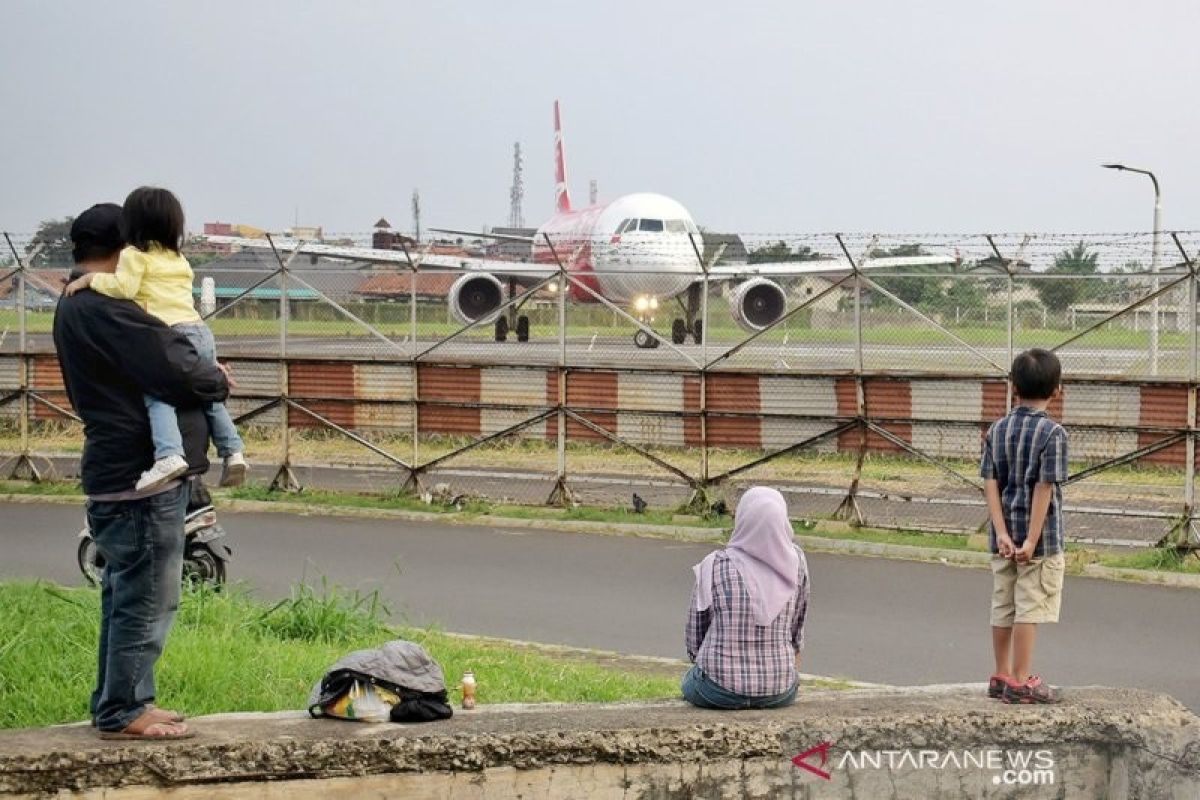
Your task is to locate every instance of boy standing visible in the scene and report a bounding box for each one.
[981,348,1068,704]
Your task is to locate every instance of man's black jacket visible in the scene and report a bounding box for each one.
[52,286,229,496]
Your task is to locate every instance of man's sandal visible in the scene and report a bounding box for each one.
[98,709,194,740]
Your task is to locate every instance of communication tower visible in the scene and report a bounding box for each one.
[411,188,421,243]
[509,142,525,228]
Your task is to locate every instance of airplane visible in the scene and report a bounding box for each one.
[206,101,959,349]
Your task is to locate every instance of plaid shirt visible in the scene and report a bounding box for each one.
[980,405,1069,557]
[685,547,810,696]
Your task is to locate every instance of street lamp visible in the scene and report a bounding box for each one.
[1102,163,1161,375]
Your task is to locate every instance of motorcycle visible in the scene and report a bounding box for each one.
[77,476,232,588]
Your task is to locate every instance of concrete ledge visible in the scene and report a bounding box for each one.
[2,687,1197,799]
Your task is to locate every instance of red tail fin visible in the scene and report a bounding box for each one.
[554,100,571,213]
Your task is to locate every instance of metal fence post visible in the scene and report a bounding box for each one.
[544,234,572,506]
[1183,234,1198,547]
[833,234,866,525]
[268,235,299,492]
[2,234,43,480]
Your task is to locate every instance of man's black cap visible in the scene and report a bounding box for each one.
[69,203,124,262]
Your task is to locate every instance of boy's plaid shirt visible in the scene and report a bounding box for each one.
[980,405,1069,557]
[685,548,809,697]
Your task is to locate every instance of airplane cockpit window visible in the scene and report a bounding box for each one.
[665,220,687,233]
[617,219,635,234]
[638,219,664,232]
[684,220,699,234]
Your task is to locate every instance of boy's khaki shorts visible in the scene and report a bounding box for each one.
[990,553,1065,626]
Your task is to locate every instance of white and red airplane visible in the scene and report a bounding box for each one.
[208,101,957,349]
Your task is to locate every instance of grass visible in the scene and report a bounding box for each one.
[4,306,1195,350]
[0,580,683,730]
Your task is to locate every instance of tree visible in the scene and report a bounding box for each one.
[867,244,943,307]
[28,217,75,267]
[747,240,824,264]
[1035,241,1100,312]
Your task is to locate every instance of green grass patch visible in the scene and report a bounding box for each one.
[1094,547,1200,575]
[794,522,979,551]
[0,580,682,730]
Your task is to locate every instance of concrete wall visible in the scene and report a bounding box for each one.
[1,687,1196,799]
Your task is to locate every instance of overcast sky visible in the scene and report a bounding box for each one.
[3,1,1199,237]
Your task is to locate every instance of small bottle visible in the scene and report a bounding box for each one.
[461,670,477,710]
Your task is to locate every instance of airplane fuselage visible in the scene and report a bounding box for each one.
[530,192,700,310]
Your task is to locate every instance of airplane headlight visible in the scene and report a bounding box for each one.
[635,297,649,312]
[649,297,659,310]
[548,281,558,293]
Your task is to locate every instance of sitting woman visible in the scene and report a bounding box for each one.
[683,486,810,709]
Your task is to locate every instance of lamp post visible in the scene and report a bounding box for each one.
[1102,163,1161,375]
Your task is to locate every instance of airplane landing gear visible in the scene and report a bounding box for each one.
[692,319,703,345]
[671,318,687,345]
[633,329,660,349]
[516,315,530,342]
[494,316,509,342]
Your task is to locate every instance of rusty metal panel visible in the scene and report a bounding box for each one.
[706,374,760,414]
[1063,384,1141,427]
[0,357,18,390]
[418,365,481,403]
[760,376,838,418]
[30,356,64,391]
[355,402,413,431]
[863,378,911,419]
[761,419,838,454]
[911,423,982,460]
[481,367,550,409]
[482,407,547,438]
[226,360,281,398]
[616,412,685,447]
[227,397,281,427]
[356,363,414,402]
[565,371,618,409]
[419,404,481,436]
[1138,385,1189,428]
[910,380,983,423]
[617,373,683,413]
[290,362,356,399]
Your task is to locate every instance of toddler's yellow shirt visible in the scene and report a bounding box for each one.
[89,244,201,326]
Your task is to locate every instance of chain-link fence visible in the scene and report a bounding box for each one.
[2,229,1198,549]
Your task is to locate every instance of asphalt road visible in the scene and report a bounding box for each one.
[3,502,1197,710]
[8,333,1177,375]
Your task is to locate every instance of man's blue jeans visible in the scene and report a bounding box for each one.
[87,483,188,731]
[681,665,797,710]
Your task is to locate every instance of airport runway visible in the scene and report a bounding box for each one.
[6,333,1173,375]
[3,502,1196,710]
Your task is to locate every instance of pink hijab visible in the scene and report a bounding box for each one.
[693,487,800,626]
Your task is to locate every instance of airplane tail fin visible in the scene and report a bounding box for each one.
[554,100,572,213]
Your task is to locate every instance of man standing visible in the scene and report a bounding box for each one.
[54,203,228,739]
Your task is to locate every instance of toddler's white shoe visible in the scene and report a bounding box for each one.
[135,454,189,492]
[220,452,248,487]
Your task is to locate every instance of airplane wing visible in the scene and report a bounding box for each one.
[707,253,961,281]
[203,236,559,279]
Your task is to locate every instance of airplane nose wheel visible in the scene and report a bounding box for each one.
[671,319,687,345]
[633,329,660,349]
[692,320,703,345]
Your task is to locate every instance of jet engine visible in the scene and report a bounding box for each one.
[728,278,787,332]
[448,273,504,325]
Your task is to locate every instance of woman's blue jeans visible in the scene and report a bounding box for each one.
[681,665,798,710]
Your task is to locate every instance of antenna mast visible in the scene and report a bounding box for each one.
[589,179,598,206]
[411,188,421,243]
[509,142,525,228]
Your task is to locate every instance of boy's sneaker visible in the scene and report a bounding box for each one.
[135,455,189,492]
[1002,676,1061,705]
[219,452,248,487]
[988,674,1017,699]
